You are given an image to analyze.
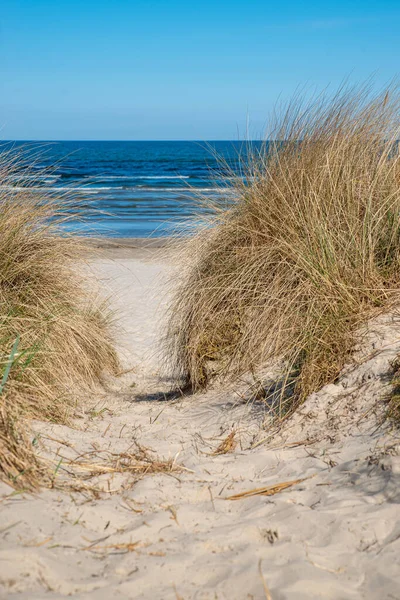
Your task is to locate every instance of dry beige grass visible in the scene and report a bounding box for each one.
[166,84,400,416]
[226,477,310,500]
[0,146,119,489]
[49,440,186,497]
[387,357,400,425]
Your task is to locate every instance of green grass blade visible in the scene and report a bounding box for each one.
[0,335,21,395]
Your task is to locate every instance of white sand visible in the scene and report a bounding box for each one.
[1,247,400,599]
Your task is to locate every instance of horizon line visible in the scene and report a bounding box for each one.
[0,139,262,143]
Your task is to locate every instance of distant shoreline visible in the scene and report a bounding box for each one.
[85,236,175,248]
[83,236,182,259]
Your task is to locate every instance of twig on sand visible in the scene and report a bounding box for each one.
[82,540,141,554]
[226,476,311,500]
[81,534,111,548]
[24,536,53,548]
[304,543,345,574]
[208,485,216,511]
[0,520,22,535]
[40,434,74,448]
[173,584,185,600]
[258,559,273,600]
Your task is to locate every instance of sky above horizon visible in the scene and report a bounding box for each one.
[0,0,399,140]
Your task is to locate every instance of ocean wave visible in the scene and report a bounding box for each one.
[0,185,119,194]
[0,184,232,195]
[7,174,61,181]
[76,186,122,191]
[134,175,190,179]
[131,187,233,193]
[86,175,190,180]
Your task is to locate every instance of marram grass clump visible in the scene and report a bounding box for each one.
[0,147,119,489]
[166,85,400,416]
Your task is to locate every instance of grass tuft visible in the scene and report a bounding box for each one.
[166,83,400,417]
[0,146,119,489]
[387,358,400,425]
[211,430,237,455]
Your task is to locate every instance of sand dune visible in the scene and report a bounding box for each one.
[0,247,399,599]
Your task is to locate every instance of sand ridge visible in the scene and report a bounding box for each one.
[0,248,399,599]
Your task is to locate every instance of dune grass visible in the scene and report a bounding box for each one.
[166,84,400,416]
[0,146,119,489]
[387,358,400,425]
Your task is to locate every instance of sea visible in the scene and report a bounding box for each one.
[4,140,254,237]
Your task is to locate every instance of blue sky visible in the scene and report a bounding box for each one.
[0,0,399,140]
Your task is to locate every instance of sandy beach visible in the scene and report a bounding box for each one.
[1,241,400,600]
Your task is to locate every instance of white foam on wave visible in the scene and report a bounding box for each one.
[135,175,190,179]
[7,174,61,181]
[0,185,118,194]
[88,175,190,180]
[0,184,232,196]
[134,187,233,193]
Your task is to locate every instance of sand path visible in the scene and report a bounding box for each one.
[0,248,399,599]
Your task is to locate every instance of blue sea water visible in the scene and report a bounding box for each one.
[4,141,253,237]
